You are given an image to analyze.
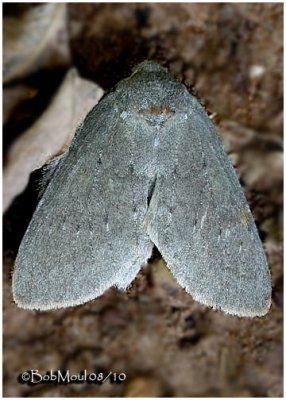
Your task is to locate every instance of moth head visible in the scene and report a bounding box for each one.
[131,60,168,75]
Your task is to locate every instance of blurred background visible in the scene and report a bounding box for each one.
[3,3,283,397]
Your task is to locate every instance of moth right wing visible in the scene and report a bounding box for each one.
[144,101,271,317]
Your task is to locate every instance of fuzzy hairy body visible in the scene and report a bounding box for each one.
[13,61,271,316]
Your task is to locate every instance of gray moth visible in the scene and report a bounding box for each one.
[12,61,271,317]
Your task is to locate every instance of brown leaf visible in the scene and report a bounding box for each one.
[3,4,70,83]
[3,69,103,211]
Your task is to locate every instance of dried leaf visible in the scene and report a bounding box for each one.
[3,4,70,83]
[3,69,103,211]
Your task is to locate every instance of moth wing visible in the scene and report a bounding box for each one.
[145,100,271,317]
[12,98,153,310]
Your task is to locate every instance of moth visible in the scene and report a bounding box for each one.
[12,61,271,317]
